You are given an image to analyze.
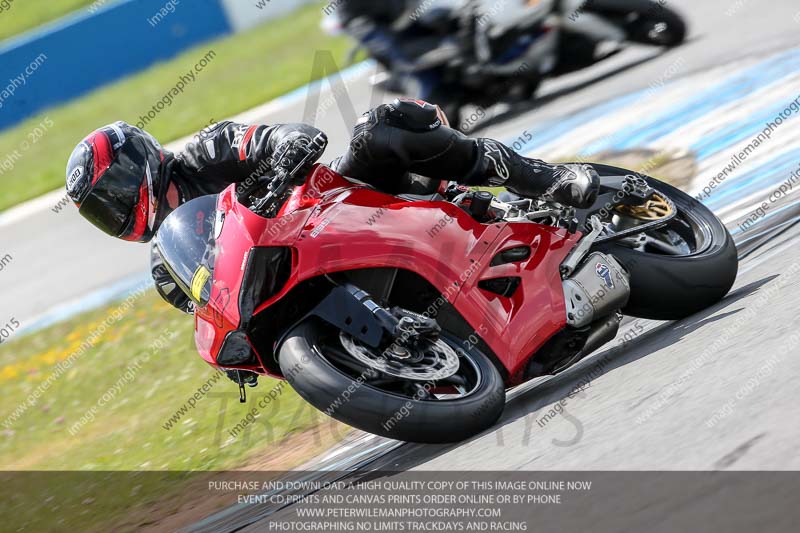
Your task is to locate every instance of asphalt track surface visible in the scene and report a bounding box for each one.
[180,0,800,531]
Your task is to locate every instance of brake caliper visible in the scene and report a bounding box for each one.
[618,175,656,206]
[388,308,442,360]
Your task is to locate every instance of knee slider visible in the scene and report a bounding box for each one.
[383,98,445,132]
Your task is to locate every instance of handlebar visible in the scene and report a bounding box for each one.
[246,133,328,218]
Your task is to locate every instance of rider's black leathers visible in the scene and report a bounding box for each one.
[337,0,408,25]
[166,121,325,202]
[331,101,599,205]
[150,100,598,313]
[335,1,452,99]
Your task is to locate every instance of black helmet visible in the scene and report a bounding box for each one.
[66,122,171,243]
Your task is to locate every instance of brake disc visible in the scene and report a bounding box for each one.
[339,333,460,382]
[614,192,675,221]
[596,189,678,243]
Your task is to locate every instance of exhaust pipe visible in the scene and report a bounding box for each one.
[554,312,622,374]
[581,312,623,356]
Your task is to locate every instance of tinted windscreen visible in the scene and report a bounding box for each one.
[154,195,219,306]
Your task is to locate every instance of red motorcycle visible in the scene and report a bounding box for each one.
[155,138,737,443]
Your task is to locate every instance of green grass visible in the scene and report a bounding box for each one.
[0,2,352,211]
[0,290,336,470]
[0,0,98,43]
[0,289,346,530]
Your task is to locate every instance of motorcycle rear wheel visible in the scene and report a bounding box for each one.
[627,5,686,46]
[279,320,506,443]
[591,164,738,320]
[587,0,687,47]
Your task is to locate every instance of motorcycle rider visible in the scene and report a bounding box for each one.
[337,0,632,107]
[65,99,599,377]
[335,0,418,70]
[335,1,456,96]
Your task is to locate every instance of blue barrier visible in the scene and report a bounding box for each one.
[0,0,232,130]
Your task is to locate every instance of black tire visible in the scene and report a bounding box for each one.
[628,3,686,46]
[590,164,738,320]
[555,32,600,74]
[279,321,506,443]
[587,0,687,47]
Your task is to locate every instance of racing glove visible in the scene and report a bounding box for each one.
[176,121,327,198]
[269,128,329,184]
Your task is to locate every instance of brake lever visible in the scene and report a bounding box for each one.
[250,133,327,217]
[249,170,290,217]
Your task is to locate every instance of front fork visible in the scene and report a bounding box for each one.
[307,283,441,351]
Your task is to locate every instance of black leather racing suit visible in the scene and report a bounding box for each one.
[335,0,450,91]
[337,0,408,25]
[151,100,599,313]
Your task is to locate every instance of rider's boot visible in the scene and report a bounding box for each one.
[464,139,600,209]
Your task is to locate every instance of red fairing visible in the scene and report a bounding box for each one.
[453,223,577,382]
[194,167,342,368]
[196,164,579,385]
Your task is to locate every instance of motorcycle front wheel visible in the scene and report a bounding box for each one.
[278,319,506,443]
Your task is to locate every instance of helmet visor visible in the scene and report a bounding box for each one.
[78,138,150,238]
